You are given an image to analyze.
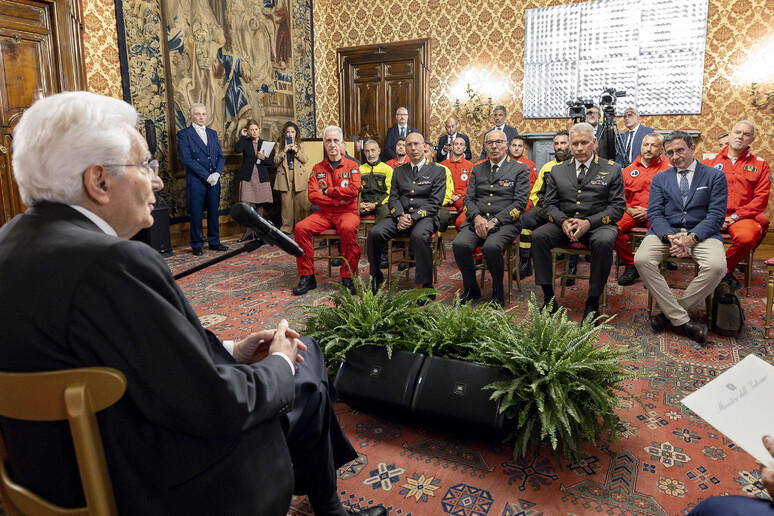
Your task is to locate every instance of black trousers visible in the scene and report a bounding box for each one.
[452,223,520,290]
[531,222,617,297]
[282,337,357,514]
[367,216,438,285]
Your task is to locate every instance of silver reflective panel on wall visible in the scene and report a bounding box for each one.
[523,0,709,118]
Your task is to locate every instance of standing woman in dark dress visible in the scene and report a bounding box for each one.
[234,119,273,241]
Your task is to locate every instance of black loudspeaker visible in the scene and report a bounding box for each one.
[132,203,173,256]
[334,346,425,416]
[411,356,511,435]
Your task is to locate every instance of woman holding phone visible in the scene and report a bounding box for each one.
[273,121,310,234]
[234,120,273,242]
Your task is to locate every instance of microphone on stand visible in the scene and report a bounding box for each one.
[230,202,303,257]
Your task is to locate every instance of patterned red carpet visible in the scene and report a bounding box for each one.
[167,237,773,516]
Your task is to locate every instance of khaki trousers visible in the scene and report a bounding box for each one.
[633,234,726,326]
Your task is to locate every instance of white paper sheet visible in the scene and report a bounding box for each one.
[682,354,774,468]
[258,141,275,163]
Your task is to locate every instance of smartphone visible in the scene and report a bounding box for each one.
[286,136,292,146]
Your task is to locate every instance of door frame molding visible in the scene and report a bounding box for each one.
[336,38,431,140]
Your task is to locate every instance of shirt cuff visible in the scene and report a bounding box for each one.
[272,352,296,376]
[222,340,234,355]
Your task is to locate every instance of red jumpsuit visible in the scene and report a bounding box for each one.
[294,157,362,278]
[441,156,474,231]
[704,147,771,273]
[386,156,410,168]
[614,154,671,268]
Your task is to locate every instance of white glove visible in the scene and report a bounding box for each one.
[206,173,220,186]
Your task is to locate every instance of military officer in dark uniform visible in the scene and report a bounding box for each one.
[367,132,447,302]
[452,130,530,308]
[531,122,626,320]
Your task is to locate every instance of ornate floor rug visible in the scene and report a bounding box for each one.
[167,237,773,516]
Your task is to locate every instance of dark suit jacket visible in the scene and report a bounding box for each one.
[234,135,273,182]
[646,161,728,242]
[382,124,417,162]
[388,161,447,223]
[615,124,654,166]
[544,155,626,229]
[0,203,296,515]
[178,124,225,182]
[436,133,472,162]
[463,158,530,226]
[479,124,519,160]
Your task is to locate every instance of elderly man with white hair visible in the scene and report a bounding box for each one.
[531,122,626,320]
[0,91,385,516]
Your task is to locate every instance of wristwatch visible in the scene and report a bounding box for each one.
[490,217,500,226]
[688,232,701,243]
[730,213,740,222]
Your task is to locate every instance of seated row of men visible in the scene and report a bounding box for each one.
[289,117,770,345]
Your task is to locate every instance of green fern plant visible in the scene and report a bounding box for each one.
[476,294,638,462]
[301,274,433,365]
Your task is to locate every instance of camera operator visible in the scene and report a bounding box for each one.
[586,105,616,160]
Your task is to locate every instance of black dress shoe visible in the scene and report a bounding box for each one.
[331,257,344,267]
[618,267,639,286]
[565,256,578,286]
[649,312,671,333]
[379,254,389,269]
[398,261,414,272]
[417,284,435,306]
[237,231,254,242]
[518,257,532,279]
[342,277,356,295]
[722,272,742,291]
[209,244,229,251]
[192,248,203,256]
[491,286,505,309]
[346,506,388,516]
[541,301,560,314]
[583,300,599,324]
[681,319,708,344]
[370,273,384,295]
[459,285,481,304]
[292,275,317,296]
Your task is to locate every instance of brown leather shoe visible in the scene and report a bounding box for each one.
[681,319,708,344]
[649,313,671,333]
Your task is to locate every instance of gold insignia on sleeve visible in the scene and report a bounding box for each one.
[509,208,520,219]
[608,160,615,165]
[602,216,611,224]
[548,215,554,223]
[390,208,396,214]
[418,210,427,218]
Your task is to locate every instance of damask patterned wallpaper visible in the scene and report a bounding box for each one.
[82,0,122,98]
[313,0,774,163]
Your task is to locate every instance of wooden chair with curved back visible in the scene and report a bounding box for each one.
[0,367,126,516]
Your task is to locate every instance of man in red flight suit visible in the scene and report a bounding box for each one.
[441,136,473,230]
[703,120,771,288]
[616,132,672,286]
[385,137,409,168]
[509,135,538,208]
[292,125,361,296]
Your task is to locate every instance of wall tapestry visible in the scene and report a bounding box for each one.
[115,0,315,217]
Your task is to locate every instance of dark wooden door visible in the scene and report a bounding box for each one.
[338,39,430,150]
[0,0,85,225]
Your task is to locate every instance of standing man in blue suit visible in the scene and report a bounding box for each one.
[634,130,727,344]
[436,116,472,162]
[615,108,654,167]
[382,107,417,162]
[178,103,229,256]
[478,105,519,160]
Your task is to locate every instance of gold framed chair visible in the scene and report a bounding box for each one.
[0,367,126,516]
[550,243,607,314]
[386,233,441,285]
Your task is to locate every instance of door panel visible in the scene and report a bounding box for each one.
[0,0,83,225]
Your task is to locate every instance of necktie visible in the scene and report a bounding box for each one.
[400,127,405,137]
[679,170,689,202]
[412,165,418,179]
[489,164,499,183]
[197,126,207,144]
[577,163,586,185]
[625,132,633,161]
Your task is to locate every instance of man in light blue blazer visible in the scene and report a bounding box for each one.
[178,103,228,255]
[634,131,727,344]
